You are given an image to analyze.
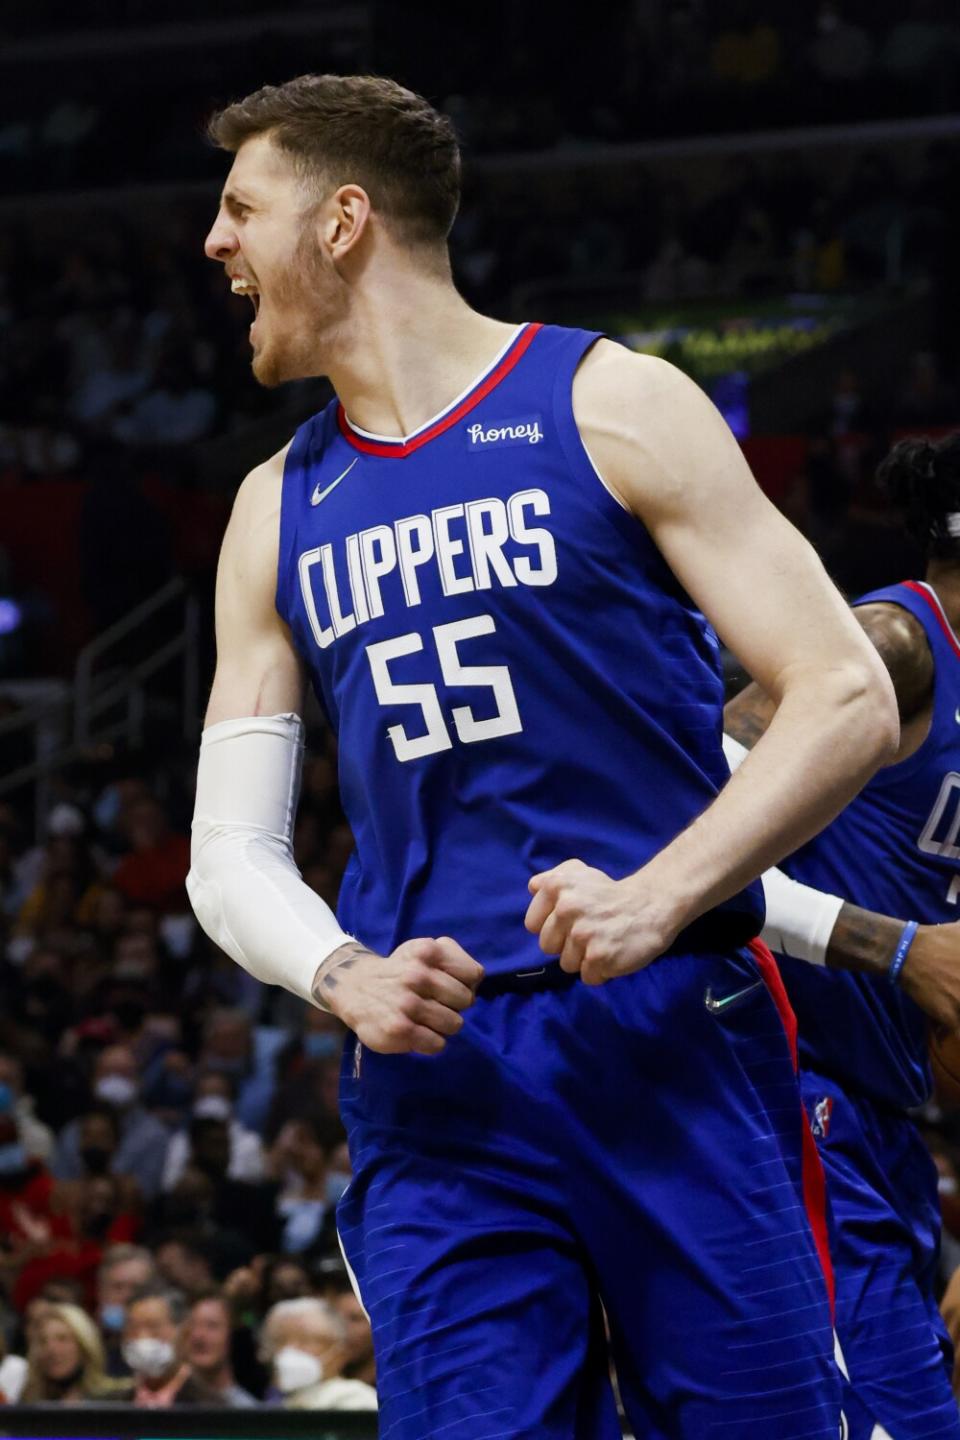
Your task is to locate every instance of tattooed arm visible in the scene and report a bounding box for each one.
[824,907,960,1030]
[725,601,933,749]
[724,600,959,1024]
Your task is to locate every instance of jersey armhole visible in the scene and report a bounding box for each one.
[551,334,641,540]
[581,434,631,513]
[274,422,313,626]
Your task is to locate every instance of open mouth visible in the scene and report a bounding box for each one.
[230,276,260,318]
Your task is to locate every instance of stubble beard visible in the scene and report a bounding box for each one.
[251,226,343,388]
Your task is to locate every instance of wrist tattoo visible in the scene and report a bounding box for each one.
[313,941,368,999]
[826,903,903,977]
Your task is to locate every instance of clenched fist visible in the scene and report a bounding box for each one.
[525,858,680,985]
[312,936,484,1056]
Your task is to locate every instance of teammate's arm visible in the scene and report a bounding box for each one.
[187,447,483,1054]
[526,344,900,983]
[725,614,959,1028]
[724,600,934,746]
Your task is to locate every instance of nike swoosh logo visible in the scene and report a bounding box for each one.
[703,980,764,1014]
[311,456,358,506]
[955,707,960,725]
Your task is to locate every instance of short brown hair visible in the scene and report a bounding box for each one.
[207,73,460,248]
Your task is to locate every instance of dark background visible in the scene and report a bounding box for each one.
[1,1,960,1429]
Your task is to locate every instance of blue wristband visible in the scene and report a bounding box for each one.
[888,920,919,986]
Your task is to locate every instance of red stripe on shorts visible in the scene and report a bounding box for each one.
[749,938,836,1321]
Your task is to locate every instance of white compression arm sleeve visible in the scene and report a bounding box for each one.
[722,731,844,966]
[186,713,355,1006]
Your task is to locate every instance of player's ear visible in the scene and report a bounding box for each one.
[323,184,372,262]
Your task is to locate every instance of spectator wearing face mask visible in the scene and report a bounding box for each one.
[95,1243,157,1375]
[197,1009,284,1136]
[260,1298,377,1411]
[120,1286,225,1407]
[20,1303,128,1404]
[274,1010,347,1085]
[219,1256,313,1399]
[185,1292,258,1407]
[161,1079,265,1192]
[52,1044,169,1199]
[75,1104,121,1180]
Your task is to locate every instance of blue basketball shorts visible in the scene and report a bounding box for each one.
[337,944,843,1439]
[802,1070,960,1440]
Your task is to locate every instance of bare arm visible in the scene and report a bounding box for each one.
[191,445,482,1053]
[205,444,306,725]
[725,600,934,754]
[725,598,957,1023]
[526,345,899,982]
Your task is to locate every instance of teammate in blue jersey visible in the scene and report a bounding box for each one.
[725,433,960,1439]
[187,74,900,1438]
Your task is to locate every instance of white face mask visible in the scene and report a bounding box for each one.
[95,1075,137,1108]
[122,1337,176,1378]
[273,1345,323,1394]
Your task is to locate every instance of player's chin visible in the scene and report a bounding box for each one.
[251,342,287,390]
[252,337,311,390]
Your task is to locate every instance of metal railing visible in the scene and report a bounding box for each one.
[0,579,201,834]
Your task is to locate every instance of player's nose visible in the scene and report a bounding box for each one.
[204,212,238,262]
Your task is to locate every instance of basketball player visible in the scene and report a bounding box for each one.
[187,75,899,1439]
[725,434,960,1440]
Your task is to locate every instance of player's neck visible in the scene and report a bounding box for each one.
[925,560,960,631]
[327,268,518,439]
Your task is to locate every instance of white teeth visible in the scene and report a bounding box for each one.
[230,278,258,294]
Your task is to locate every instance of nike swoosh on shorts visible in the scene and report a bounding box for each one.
[703,979,765,1014]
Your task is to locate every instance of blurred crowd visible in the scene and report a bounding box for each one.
[4,1,960,196]
[0,199,301,488]
[0,729,378,1411]
[3,136,959,497]
[2,0,960,1420]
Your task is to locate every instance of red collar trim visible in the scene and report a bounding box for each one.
[337,322,543,458]
[901,580,960,661]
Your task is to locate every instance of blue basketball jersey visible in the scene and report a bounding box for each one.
[781,580,960,1108]
[275,322,763,975]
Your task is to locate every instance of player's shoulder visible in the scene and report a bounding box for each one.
[576,340,693,408]
[854,600,933,717]
[235,440,292,517]
[573,341,734,516]
[854,599,931,664]
[574,341,713,449]
[220,440,293,574]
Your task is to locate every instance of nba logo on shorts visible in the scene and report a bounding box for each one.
[811,1095,834,1139]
